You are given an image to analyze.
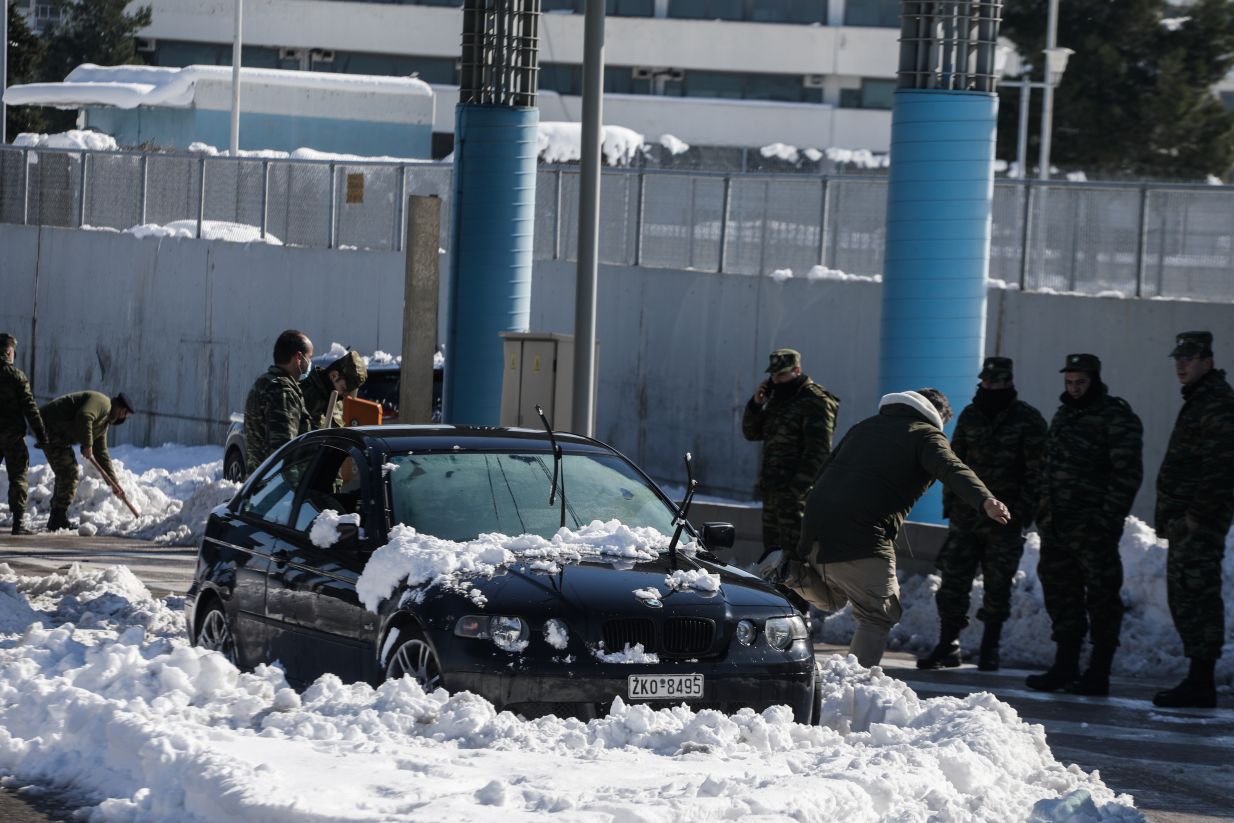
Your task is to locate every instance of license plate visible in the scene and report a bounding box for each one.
[627,673,704,701]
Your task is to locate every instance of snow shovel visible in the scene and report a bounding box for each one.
[84,452,143,519]
[326,389,340,428]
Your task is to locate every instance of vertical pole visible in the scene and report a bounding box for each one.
[400,195,441,424]
[686,176,696,268]
[327,161,336,248]
[633,170,645,266]
[1018,181,1034,290]
[1134,184,1149,298]
[1016,81,1030,178]
[718,175,731,272]
[138,154,148,224]
[572,0,605,437]
[757,179,770,275]
[1038,0,1059,180]
[77,151,88,227]
[230,0,243,155]
[196,156,206,238]
[817,176,829,265]
[260,159,269,240]
[553,168,562,260]
[2,0,8,145]
[22,148,29,225]
[393,164,406,251]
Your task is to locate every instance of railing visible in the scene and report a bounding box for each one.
[4,144,1234,301]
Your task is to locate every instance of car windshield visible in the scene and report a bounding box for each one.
[386,450,679,542]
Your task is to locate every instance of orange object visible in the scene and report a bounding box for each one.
[343,396,382,427]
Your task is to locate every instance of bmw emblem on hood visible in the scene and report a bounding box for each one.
[642,597,662,608]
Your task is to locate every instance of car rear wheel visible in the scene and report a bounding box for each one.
[385,631,443,691]
[196,604,238,665]
[223,448,246,483]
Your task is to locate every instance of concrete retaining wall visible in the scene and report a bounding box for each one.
[5,223,1233,524]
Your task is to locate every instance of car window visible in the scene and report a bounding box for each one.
[387,451,677,541]
[358,371,399,416]
[240,448,315,525]
[294,445,369,533]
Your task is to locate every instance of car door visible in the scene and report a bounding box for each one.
[272,443,378,685]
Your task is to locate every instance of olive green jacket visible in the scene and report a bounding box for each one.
[1156,369,1234,533]
[742,376,839,495]
[0,361,47,444]
[244,366,307,472]
[799,398,992,564]
[302,368,344,430]
[39,391,117,481]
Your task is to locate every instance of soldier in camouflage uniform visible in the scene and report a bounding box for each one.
[245,330,313,474]
[1026,353,1142,696]
[38,390,134,531]
[302,350,368,430]
[0,334,49,535]
[742,348,839,574]
[918,356,1047,672]
[1152,331,1234,709]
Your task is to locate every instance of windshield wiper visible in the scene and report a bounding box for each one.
[535,404,567,528]
[667,452,697,569]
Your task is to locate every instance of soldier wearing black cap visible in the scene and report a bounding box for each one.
[0,334,49,535]
[918,356,1047,672]
[742,348,839,576]
[1153,331,1234,709]
[37,390,135,531]
[1026,353,1142,696]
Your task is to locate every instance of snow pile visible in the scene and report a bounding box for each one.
[309,509,361,548]
[760,142,799,163]
[356,520,674,611]
[822,147,890,169]
[323,341,445,370]
[659,133,691,155]
[0,442,237,546]
[769,267,794,282]
[187,141,434,165]
[807,265,883,283]
[0,562,1142,821]
[823,516,1234,687]
[665,568,721,593]
[126,220,284,244]
[593,642,660,663]
[538,122,647,166]
[13,129,118,151]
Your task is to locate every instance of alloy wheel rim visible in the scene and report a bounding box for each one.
[198,609,236,663]
[388,639,442,690]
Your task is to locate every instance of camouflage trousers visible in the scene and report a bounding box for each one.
[41,443,81,511]
[1,436,30,516]
[934,522,1025,627]
[761,486,807,556]
[1038,525,1125,648]
[1166,517,1231,660]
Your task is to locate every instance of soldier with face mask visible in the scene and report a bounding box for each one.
[244,329,313,474]
[38,390,135,531]
[0,333,49,535]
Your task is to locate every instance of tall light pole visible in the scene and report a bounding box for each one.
[3,0,9,145]
[1037,0,1071,180]
[229,0,243,154]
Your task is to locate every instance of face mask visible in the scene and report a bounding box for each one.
[299,355,311,381]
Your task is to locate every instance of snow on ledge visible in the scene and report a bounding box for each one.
[538,122,646,166]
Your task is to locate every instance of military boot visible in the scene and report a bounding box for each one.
[10,508,35,536]
[46,507,77,533]
[1068,643,1115,696]
[1153,658,1217,709]
[1025,638,1082,692]
[916,619,963,670]
[977,620,1003,672]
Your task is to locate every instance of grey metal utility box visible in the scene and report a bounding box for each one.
[499,332,596,432]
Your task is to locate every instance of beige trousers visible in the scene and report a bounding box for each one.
[784,555,902,668]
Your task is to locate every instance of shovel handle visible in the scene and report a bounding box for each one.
[85,452,142,518]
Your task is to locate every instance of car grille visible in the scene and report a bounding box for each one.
[601,617,716,656]
[663,617,715,655]
[603,618,655,653]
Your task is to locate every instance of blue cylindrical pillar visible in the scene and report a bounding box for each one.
[880,90,998,524]
[445,104,539,425]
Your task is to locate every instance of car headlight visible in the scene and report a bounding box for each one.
[489,616,529,652]
[735,619,757,646]
[764,615,808,651]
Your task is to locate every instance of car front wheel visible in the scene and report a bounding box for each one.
[384,630,443,691]
[223,448,246,483]
[196,603,238,665]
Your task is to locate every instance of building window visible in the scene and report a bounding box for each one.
[668,0,824,24]
[844,0,899,27]
[838,78,896,109]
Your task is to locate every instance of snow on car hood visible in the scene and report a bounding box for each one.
[356,520,701,611]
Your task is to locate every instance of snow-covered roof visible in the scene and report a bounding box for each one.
[3,63,434,110]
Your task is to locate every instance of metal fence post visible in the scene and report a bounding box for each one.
[260,159,270,240]
[22,148,30,225]
[757,180,770,275]
[817,176,829,266]
[196,156,207,239]
[553,169,563,260]
[138,154,149,225]
[77,151,88,228]
[717,176,731,273]
[633,170,645,266]
[393,165,407,251]
[1018,181,1034,291]
[1134,184,1149,298]
[686,176,696,268]
[327,161,337,249]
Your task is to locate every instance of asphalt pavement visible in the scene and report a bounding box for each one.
[0,535,1230,822]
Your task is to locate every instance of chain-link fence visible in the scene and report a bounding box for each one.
[4,144,1234,301]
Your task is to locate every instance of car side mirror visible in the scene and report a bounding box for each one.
[335,521,361,549]
[701,522,735,550]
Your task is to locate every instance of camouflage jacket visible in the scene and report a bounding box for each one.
[1039,387,1143,534]
[742,376,839,494]
[943,395,1047,529]
[1155,369,1234,532]
[0,361,47,444]
[39,391,117,482]
[302,368,344,430]
[244,366,308,472]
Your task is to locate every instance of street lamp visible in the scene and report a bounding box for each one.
[1001,47,1071,179]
